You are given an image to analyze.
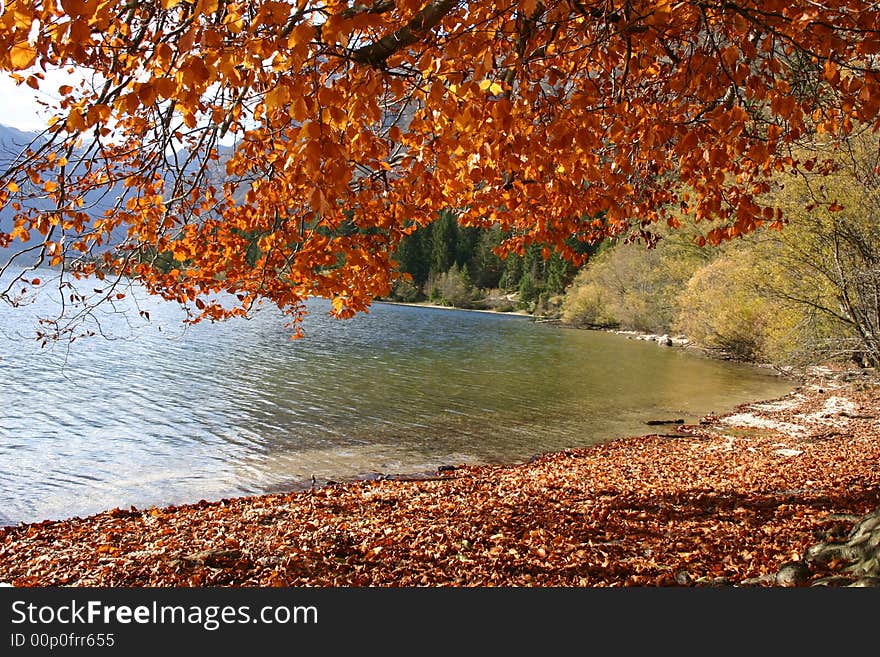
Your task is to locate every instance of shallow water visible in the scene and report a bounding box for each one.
[0,268,793,524]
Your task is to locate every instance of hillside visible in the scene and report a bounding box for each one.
[0,124,237,267]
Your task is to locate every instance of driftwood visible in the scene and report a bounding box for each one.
[646,418,685,426]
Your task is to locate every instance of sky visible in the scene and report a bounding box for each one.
[0,69,74,132]
[0,70,239,146]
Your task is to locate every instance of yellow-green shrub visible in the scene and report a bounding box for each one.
[561,235,706,333]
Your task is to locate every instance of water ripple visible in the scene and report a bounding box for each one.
[0,268,794,524]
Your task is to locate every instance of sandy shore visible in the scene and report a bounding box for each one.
[1,367,877,587]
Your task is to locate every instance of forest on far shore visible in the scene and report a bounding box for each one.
[386,208,586,315]
[388,131,880,372]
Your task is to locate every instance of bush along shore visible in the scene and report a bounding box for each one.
[1,368,878,587]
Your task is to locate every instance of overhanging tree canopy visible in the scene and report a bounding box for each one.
[1,0,879,338]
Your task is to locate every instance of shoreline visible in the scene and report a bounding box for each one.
[0,310,796,531]
[373,299,534,318]
[1,367,877,586]
[375,299,789,369]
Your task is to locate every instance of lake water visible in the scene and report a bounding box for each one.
[0,269,794,525]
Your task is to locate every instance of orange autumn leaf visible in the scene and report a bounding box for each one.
[9,42,36,69]
[0,0,878,339]
[264,84,290,111]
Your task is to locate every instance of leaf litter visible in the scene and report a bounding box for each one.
[1,372,878,587]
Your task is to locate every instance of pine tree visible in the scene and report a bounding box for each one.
[430,210,457,276]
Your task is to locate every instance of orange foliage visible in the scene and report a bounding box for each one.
[1,1,879,332]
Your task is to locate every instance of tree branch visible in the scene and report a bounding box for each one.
[341,1,397,20]
[350,0,457,67]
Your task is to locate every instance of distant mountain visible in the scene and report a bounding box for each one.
[1,125,51,265]
[0,124,241,267]
[0,124,42,152]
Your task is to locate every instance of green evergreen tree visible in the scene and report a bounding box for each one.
[498,252,523,290]
[546,252,574,295]
[471,225,504,289]
[390,217,577,313]
[430,210,457,276]
[522,243,544,283]
[395,228,430,287]
[518,272,537,309]
[455,225,480,271]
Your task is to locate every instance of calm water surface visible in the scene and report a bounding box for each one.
[0,269,794,524]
